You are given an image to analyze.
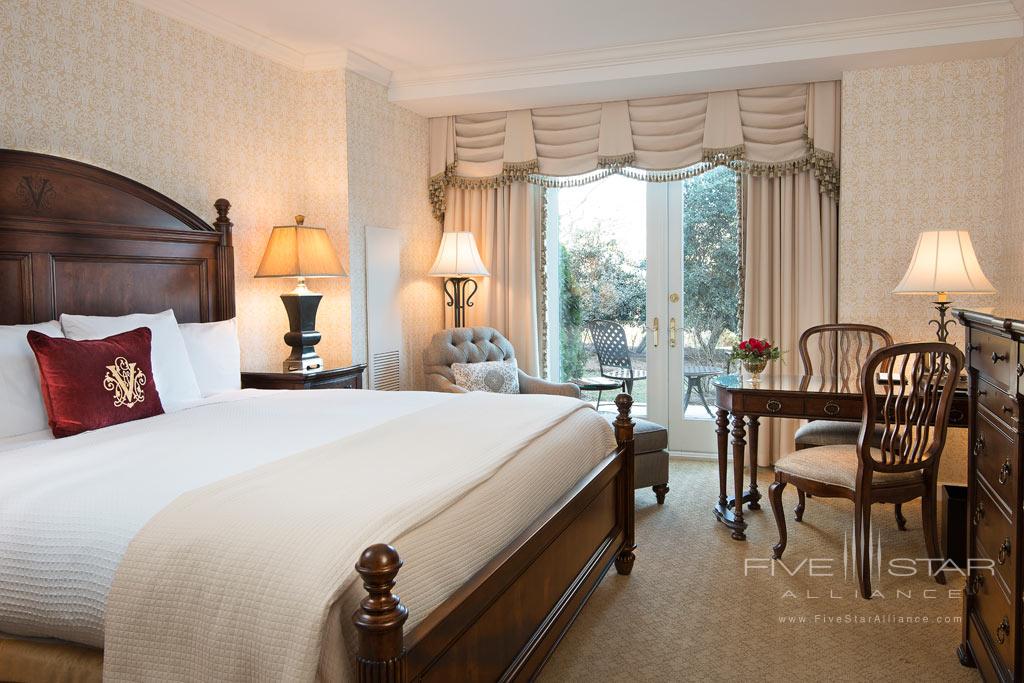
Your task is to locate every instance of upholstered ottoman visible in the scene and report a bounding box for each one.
[603,414,670,504]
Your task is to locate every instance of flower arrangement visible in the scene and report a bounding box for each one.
[730,337,781,381]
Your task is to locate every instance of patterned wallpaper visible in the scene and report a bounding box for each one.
[839,59,1009,343]
[1005,42,1024,310]
[346,73,442,389]
[0,0,442,380]
[839,58,1010,483]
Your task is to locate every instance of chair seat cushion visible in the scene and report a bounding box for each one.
[794,420,884,448]
[775,445,924,490]
[602,414,667,454]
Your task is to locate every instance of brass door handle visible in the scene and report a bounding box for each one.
[650,318,659,348]
[669,318,677,348]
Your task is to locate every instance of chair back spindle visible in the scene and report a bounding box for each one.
[859,343,964,472]
[799,324,894,391]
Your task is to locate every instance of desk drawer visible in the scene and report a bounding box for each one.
[974,415,1018,513]
[805,397,860,420]
[972,481,1016,596]
[743,395,803,416]
[971,330,1014,391]
[978,378,1018,431]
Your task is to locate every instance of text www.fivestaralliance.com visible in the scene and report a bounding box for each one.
[778,614,961,625]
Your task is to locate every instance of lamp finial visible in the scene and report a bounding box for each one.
[294,214,305,226]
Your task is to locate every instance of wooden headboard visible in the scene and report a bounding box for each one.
[0,149,234,325]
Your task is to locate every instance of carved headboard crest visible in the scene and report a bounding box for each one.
[0,149,234,325]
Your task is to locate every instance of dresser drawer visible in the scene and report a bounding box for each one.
[972,481,1016,596]
[968,546,1016,677]
[805,397,860,420]
[971,330,1015,391]
[978,378,1018,431]
[973,415,1018,513]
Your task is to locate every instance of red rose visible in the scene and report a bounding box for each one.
[739,341,748,350]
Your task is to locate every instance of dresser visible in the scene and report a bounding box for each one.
[957,311,1023,681]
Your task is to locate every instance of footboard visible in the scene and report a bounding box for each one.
[353,394,636,682]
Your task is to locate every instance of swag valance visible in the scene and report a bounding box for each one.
[429,81,840,220]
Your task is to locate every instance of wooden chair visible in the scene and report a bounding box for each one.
[793,324,894,521]
[587,320,647,395]
[769,342,964,597]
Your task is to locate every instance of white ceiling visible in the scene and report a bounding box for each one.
[134,0,1023,115]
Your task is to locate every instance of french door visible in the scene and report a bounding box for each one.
[546,169,740,456]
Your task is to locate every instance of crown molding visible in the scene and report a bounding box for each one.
[390,1,1023,114]
[129,0,391,84]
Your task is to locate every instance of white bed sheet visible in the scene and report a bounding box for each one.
[0,389,615,653]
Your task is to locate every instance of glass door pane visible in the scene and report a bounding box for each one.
[545,175,648,417]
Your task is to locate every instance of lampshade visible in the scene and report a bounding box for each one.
[893,230,995,296]
[255,215,346,279]
[428,231,490,278]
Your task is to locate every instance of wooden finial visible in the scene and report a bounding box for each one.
[213,198,233,246]
[353,544,408,682]
[613,392,634,447]
[295,214,305,226]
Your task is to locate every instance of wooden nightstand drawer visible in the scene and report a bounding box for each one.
[241,364,366,391]
[974,415,1017,514]
[972,480,1016,596]
[978,378,1018,431]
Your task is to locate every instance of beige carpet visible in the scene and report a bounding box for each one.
[540,459,981,681]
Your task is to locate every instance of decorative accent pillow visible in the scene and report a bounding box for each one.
[27,327,165,438]
[60,310,201,410]
[452,359,520,394]
[178,318,242,396]
[0,321,64,439]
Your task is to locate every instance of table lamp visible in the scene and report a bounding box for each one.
[428,231,489,328]
[255,215,346,373]
[893,230,995,342]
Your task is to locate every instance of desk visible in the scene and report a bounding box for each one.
[712,374,968,540]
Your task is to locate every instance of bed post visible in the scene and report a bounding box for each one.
[213,198,235,320]
[613,393,636,575]
[353,544,408,683]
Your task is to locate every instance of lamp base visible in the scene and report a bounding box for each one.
[280,288,324,374]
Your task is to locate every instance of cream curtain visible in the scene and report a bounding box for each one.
[442,183,543,376]
[742,172,839,465]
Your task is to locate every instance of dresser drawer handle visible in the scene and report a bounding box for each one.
[766,399,782,414]
[978,389,988,397]
[991,351,1009,364]
[966,572,985,596]
[1003,405,1015,415]
[967,343,980,352]
[973,436,985,458]
[996,617,1010,644]
[972,502,985,527]
[998,538,1012,565]
[1018,362,1024,378]
[999,459,1012,485]
[823,401,840,416]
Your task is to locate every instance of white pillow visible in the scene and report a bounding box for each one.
[0,321,63,438]
[452,359,520,394]
[178,319,242,396]
[60,310,202,410]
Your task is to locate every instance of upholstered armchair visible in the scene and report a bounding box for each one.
[423,327,580,398]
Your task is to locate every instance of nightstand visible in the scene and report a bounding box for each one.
[240,364,366,391]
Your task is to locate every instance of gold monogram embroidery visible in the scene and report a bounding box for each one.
[102,357,147,408]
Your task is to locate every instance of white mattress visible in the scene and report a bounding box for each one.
[0,389,614,651]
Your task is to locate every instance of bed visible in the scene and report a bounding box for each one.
[0,149,637,682]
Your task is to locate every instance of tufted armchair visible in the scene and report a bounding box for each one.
[423,327,581,398]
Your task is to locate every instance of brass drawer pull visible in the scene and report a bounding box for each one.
[967,343,980,352]
[999,538,1012,565]
[996,617,1010,644]
[967,572,985,596]
[991,351,1009,363]
[972,502,985,527]
[978,389,988,396]
[766,399,782,414]
[973,436,985,458]
[999,458,1012,485]
[823,401,840,416]
[1018,362,1024,377]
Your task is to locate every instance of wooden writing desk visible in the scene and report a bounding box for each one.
[712,373,968,540]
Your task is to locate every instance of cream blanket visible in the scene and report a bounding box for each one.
[103,393,591,681]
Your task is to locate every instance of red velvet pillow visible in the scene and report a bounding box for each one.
[27,327,164,438]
